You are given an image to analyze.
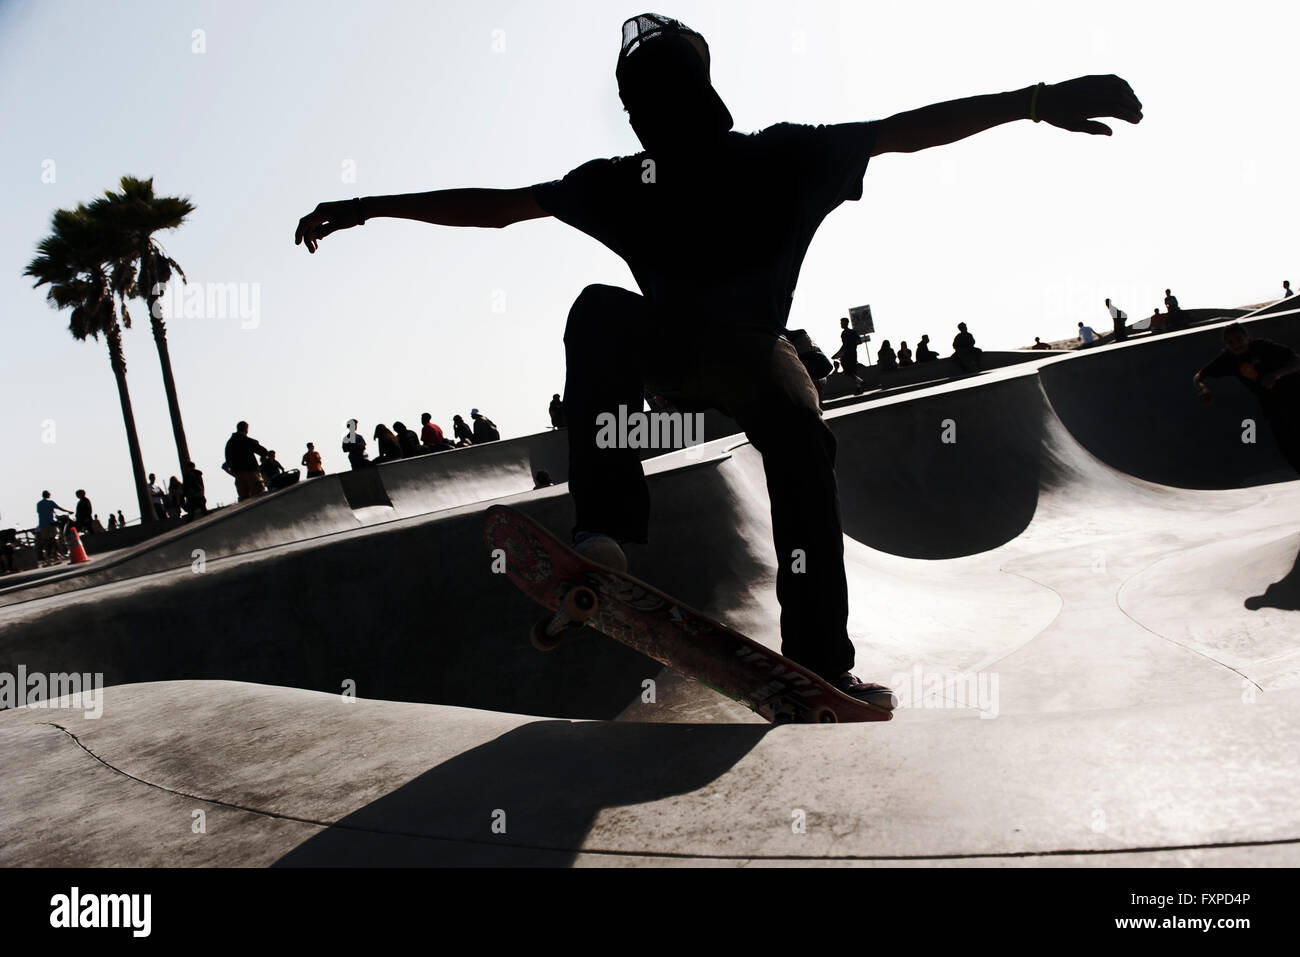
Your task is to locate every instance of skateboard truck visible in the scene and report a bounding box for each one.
[530,584,598,651]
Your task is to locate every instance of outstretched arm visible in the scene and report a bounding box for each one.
[871,75,1142,156]
[295,187,550,253]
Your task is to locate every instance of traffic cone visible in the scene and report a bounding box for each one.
[67,525,91,564]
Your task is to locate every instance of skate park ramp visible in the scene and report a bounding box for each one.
[1,305,1299,865]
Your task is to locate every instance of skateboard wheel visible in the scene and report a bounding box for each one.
[529,616,567,652]
[814,707,838,724]
[562,585,598,622]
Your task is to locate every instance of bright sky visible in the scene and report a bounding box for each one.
[2,0,1295,528]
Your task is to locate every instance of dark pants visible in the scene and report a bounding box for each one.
[562,284,854,677]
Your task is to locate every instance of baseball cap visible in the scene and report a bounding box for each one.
[615,13,733,132]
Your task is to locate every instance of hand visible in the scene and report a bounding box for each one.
[1038,75,1143,135]
[295,199,365,254]
[1197,387,1213,406]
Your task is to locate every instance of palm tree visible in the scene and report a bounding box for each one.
[25,206,156,523]
[89,176,196,478]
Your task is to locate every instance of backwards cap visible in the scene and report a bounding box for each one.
[616,13,732,132]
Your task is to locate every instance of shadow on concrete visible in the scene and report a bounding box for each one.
[273,719,770,865]
[1245,544,1300,611]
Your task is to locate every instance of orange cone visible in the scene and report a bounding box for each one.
[67,526,91,564]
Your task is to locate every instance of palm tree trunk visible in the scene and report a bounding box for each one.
[148,304,191,474]
[106,323,154,523]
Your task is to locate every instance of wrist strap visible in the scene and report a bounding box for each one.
[1030,82,1045,123]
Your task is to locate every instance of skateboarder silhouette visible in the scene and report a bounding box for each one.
[296,13,1142,706]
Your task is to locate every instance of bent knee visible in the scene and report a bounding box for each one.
[564,285,643,343]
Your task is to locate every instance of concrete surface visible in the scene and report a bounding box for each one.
[1,301,1299,865]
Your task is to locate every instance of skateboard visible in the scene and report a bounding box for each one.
[483,504,892,724]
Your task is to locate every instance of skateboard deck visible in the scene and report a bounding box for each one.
[483,504,891,724]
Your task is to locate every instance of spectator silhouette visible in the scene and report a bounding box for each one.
[877,339,897,371]
[1030,336,1051,350]
[952,322,982,372]
[394,421,423,457]
[343,419,371,469]
[183,461,207,518]
[117,509,125,528]
[302,442,325,477]
[374,424,403,462]
[534,469,554,488]
[74,489,93,532]
[1105,298,1128,342]
[107,513,118,532]
[549,394,567,429]
[223,422,268,501]
[167,476,184,518]
[915,334,938,362]
[420,413,454,451]
[1077,321,1098,346]
[471,409,500,442]
[897,341,913,366]
[452,414,474,446]
[1194,323,1300,474]
[832,316,866,393]
[260,450,285,485]
[147,473,167,520]
[1282,280,1292,299]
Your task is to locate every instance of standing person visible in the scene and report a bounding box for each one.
[452,414,474,446]
[74,489,93,533]
[116,509,125,528]
[0,517,14,575]
[1194,323,1300,474]
[147,473,167,520]
[342,419,370,469]
[1105,298,1128,342]
[549,393,567,429]
[223,421,269,501]
[915,334,938,362]
[294,12,1142,704]
[167,476,184,518]
[107,513,118,532]
[1077,321,1098,346]
[182,461,207,518]
[1283,280,1293,299]
[471,409,501,443]
[302,442,325,477]
[35,491,71,562]
[832,316,866,393]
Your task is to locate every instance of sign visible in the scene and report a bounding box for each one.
[848,304,874,334]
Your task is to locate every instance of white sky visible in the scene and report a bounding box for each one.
[2,0,1296,527]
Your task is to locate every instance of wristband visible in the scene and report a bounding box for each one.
[1030,82,1045,123]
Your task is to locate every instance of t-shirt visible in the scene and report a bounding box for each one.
[1164,295,1180,311]
[1109,304,1127,321]
[532,122,878,332]
[35,499,62,527]
[954,331,976,351]
[302,450,323,472]
[421,423,444,445]
[840,327,861,362]
[1079,325,1097,343]
[1200,338,1300,411]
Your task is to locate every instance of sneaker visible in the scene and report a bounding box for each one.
[832,673,898,710]
[573,531,628,573]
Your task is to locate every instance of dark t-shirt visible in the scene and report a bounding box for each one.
[840,327,861,365]
[954,331,976,351]
[532,122,878,332]
[224,432,267,472]
[1200,339,1300,411]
